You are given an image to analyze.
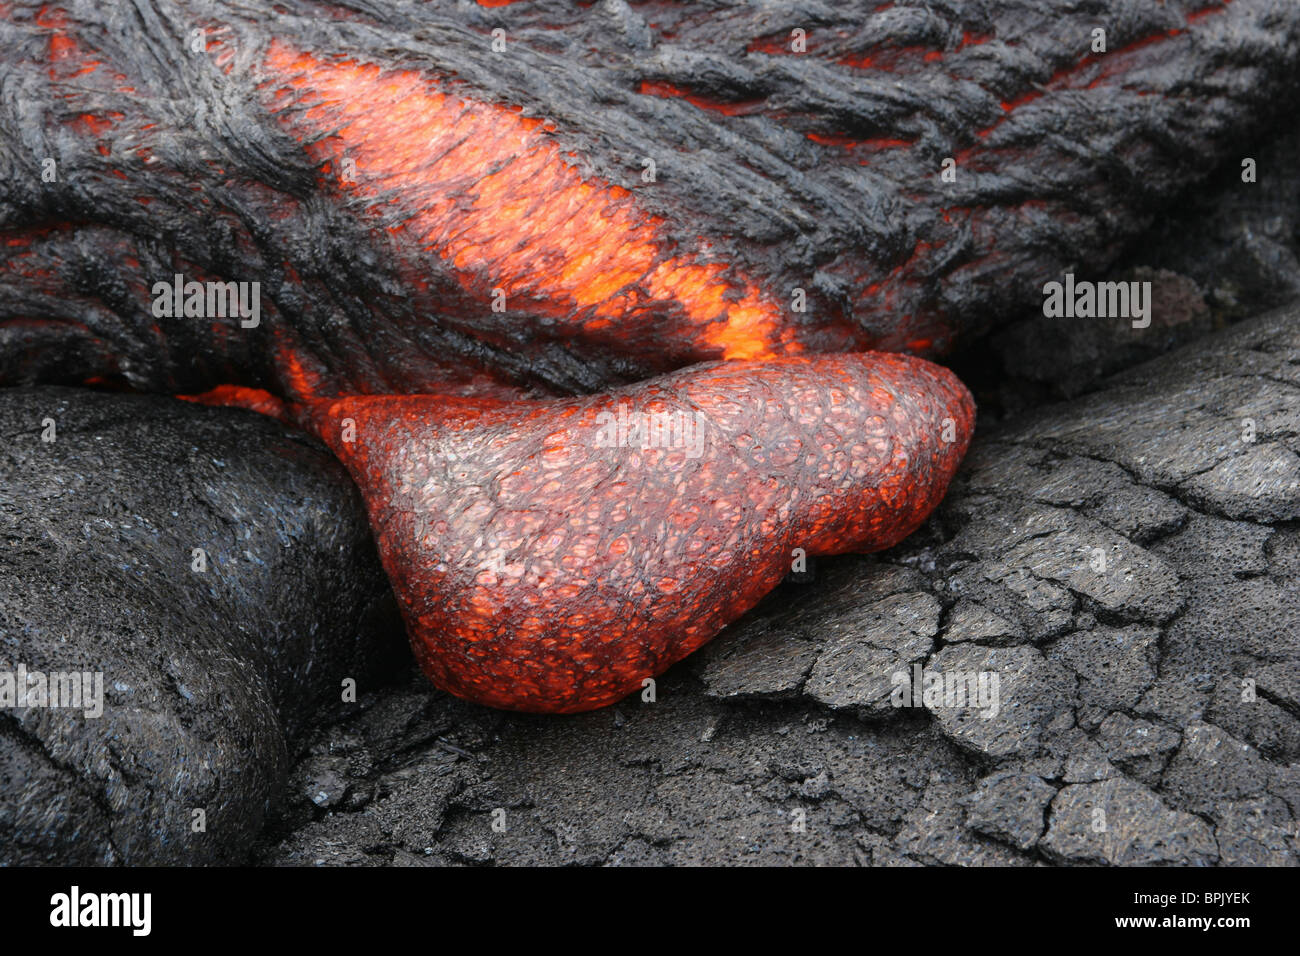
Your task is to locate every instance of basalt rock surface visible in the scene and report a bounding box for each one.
[0,387,403,864]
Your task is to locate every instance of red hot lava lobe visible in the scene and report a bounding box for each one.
[298,354,974,713]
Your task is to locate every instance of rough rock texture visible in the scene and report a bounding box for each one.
[3,0,1299,398]
[257,305,1300,866]
[0,387,403,864]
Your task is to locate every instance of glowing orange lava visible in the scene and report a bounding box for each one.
[260,42,796,362]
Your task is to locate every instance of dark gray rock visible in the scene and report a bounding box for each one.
[803,592,940,717]
[0,387,402,864]
[1205,676,1300,765]
[697,626,820,702]
[695,558,928,703]
[992,269,1215,401]
[1161,722,1273,817]
[962,772,1055,852]
[1040,777,1219,866]
[1095,714,1181,787]
[893,778,1031,867]
[1048,627,1159,717]
[941,601,1024,646]
[1213,798,1298,866]
[926,643,1076,759]
[1129,130,1300,327]
[1059,738,1119,785]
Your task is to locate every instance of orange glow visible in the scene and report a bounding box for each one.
[177,385,291,422]
[637,80,766,116]
[259,42,795,362]
[275,338,325,403]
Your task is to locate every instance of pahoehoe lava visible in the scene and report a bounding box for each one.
[4,0,1298,395]
[0,387,403,864]
[2,0,1299,712]
[298,353,972,712]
